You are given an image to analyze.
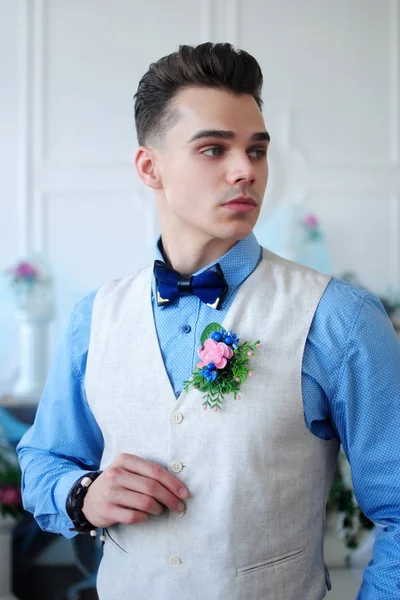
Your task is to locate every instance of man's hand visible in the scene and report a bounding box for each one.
[82,453,189,528]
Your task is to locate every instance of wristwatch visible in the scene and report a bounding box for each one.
[66,471,102,535]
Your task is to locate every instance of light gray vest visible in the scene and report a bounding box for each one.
[85,249,339,600]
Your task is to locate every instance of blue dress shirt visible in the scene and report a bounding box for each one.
[18,233,400,599]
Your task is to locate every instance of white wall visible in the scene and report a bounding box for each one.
[1,0,400,388]
[0,0,20,386]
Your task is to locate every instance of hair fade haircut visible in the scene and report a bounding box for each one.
[134,42,263,146]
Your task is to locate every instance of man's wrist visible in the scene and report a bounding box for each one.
[66,471,102,535]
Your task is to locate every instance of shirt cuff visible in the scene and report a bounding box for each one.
[53,469,94,522]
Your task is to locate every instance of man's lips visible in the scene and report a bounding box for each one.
[221,197,258,212]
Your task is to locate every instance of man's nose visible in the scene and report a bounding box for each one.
[225,152,256,186]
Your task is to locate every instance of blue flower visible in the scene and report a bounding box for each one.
[209,328,226,342]
[200,368,218,382]
[209,328,240,349]
[224,330,239,349]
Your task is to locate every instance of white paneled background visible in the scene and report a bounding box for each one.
[1,0,400,388]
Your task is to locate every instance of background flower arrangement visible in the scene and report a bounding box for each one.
[302,212,323,242]
[0,429,23,520]
[3,258,53,312]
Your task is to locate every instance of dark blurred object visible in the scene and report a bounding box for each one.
[0,398,100,599]
[13,514,100,600]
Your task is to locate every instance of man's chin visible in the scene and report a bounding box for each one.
[216,220,257,241]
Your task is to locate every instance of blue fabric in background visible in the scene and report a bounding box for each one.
[0,406,29,444]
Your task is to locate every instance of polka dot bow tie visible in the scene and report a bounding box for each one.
[153,260,228,310]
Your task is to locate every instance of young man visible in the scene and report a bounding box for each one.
[18,43,400,599]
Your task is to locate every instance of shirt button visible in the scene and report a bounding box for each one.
[171,411,183,424]
[176,510,186,518]
[170,460,183,473]
[169,555,182,567]
[182,325,191,333]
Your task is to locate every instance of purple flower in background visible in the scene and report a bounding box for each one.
[304,213,318,228]
[11,261,39,282]
[0,484,21,506]
[303,213,322,241]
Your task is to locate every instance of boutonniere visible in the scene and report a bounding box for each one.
[183,322,261,412]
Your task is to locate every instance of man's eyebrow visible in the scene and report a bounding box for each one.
[251,131,270,142]
[188,129,270,143]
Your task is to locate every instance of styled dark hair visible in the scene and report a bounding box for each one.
[134,42,263,146]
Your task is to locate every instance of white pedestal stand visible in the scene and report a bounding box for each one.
[0,516,17,600]
[11,283,54,404]
[12,311,51,402]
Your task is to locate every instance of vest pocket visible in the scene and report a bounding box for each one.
[237,547,305,577]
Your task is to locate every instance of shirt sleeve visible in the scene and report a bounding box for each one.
[329,292,400,599]
[17,290,104,538]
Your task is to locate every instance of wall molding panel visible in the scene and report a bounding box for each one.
[17,0,34,256]
[389,0,400,164]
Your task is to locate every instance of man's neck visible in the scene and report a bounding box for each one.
[160,235,238,274]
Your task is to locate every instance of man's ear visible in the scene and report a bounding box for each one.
[134,147,163,190]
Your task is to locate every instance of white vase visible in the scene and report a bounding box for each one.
[0,515,17,600]
[12,281,55,404]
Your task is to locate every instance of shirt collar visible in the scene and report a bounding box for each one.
[152,232,262,304]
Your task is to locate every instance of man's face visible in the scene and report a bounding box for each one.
[152,87,269,244]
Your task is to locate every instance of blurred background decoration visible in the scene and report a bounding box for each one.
[0,425,24,600]
[2,257,55,403]
[340,271,400,333]
[257,202,333,273]
[0,427,23,521]
[4,259,52,312]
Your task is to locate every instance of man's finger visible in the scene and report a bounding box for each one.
[113,470,186,513]
[115,454,189,500]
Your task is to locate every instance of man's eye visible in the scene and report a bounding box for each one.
[248,148,267,159]
[202,147,224,157]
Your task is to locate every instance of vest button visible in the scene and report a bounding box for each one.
[171,411,183,424]
[170,460,183,473]
[169,555,181,567]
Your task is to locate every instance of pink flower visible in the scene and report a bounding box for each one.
[304,213,318,228]
[197,338,233,369]
[237,395,241,400]
[213,407,218,412]
[11,261,39,281]
[247,351,253,357]
[15,262,39,277]
[256,343,262,348]
[0,485,21,506]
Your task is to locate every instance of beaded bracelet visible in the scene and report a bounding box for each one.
[66,471,102,536]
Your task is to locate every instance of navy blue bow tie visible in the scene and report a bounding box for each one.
[153,260,228,310]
